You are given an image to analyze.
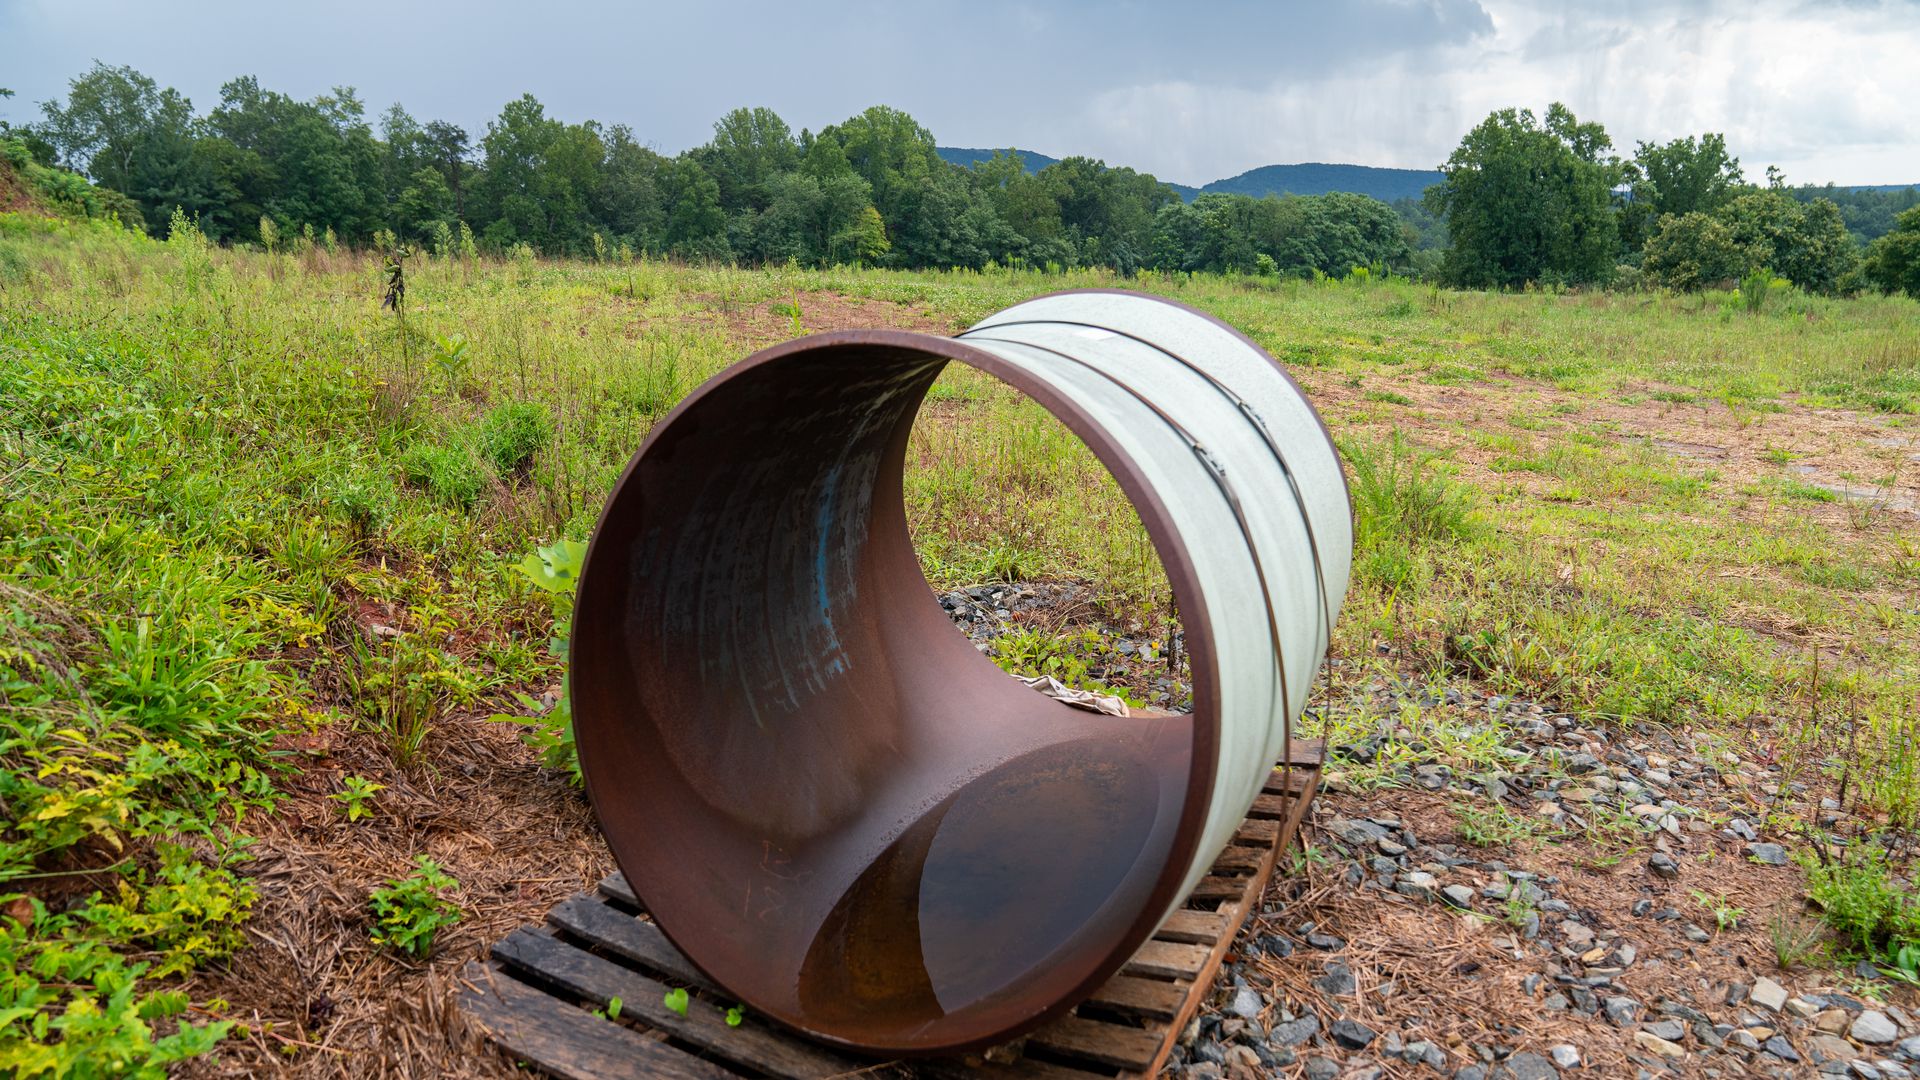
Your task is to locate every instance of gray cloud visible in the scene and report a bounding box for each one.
[0,0,1911,185]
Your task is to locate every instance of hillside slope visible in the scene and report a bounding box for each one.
[1201,162,1442,203]
[1,137,144,228]
[936,146,1062,172]
[938,146,1438,203]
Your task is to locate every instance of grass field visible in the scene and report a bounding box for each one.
[2,211,1918,1072]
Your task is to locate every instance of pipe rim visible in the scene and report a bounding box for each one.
[571,297,1334,1053]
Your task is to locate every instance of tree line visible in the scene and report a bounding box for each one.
[4,66,1917,296]
[3,63,1412,279]
[1426,103,1918,296]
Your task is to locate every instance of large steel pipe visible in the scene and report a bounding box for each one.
[572,289,1351,1055]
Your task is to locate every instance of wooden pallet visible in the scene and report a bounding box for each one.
[461,741,1321,1079]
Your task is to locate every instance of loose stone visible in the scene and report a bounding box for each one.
[1765,1035,1803,1062]
[1810,1034,1860,1062]
[1634,1031,1685,1059]
[1605,996,1641,1026]
[1313,962,1356,998]
[1504,1051,1558,1079]
[1271,1015,1319,1047]
[1645,1019,1686,1042]
[1330,1018,1376,1050]
[1855,1012,1901,1045]
[1751,977,1790,1012]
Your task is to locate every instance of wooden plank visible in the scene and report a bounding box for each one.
[1252,768,1316,820]
[1261,769,1315,800]
[1083,974,1185,1021]
[995,1061,1114,1080]
[1275,768,1323,857]
[1121,939,1209,980]
[1275,739,1324,770]
[1140,793,1298,1077]
[458,961,731,1080]
[1027,1014,1161,1072]
[1209,845,1265,874]
[464,742,1328,1080]
[491,930,862,1078]
[917,1057,1106,1080]
[547,895,722,994]
[1249,792,1287,819]
[599,872,639,908]
[1233,819,1279,846]
[1153,909,1228,945]
[1188,876,1249,903]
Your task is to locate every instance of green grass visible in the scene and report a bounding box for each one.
[1,209,1917,1068]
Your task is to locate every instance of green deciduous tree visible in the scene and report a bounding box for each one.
[1428,103,1623,287]
[471,94,609,254]
[37,63,195,192]
[207,78,386,242]
[699,107,798,213]
[596,125,667,250]
[1632,134,1743,218]
[1640,191,1859,293]
[1717,191,1857,293]
[1863,206,1920,297]
[394,166,454,240]
[660,157,729,261]
[1641,212,1753,290]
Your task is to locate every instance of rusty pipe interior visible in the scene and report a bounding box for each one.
[571,291,1349,1056]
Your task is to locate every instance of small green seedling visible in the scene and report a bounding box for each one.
[368,856,462,958]
[1691,889,1744,931]
[594,996,623,1020]
[331,775,383,822]
[725,1005,744,1027]
[663,987,689,1016]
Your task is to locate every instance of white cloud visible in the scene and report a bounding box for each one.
[1051,0,1920,185]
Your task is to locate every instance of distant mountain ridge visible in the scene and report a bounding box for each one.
[936,146,1915,205]
[936,147,1063,173]
[937,146,1437,203]
[1202,162,1441,203]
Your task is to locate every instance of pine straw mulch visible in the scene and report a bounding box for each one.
[178,709,611,1078]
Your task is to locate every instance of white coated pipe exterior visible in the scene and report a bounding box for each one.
[960,290,1353,914]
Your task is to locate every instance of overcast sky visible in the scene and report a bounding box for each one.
[2,0,1915,186]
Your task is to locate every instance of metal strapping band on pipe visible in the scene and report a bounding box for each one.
[571,289,1353,1055]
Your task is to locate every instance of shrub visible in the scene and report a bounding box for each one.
[477,401,551,476]
[990,627,1143,709]
[1740,268,1772,313]
[323,467,397,538]
[1641,211,1753,291]
[1804,846,1920,979]
[1339,431,1479,553]
[400,442,489,509]
[1863,206,1920,298]
[80,844,256,977]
